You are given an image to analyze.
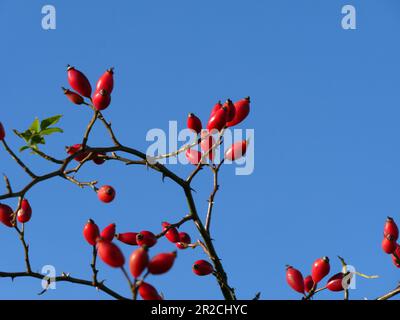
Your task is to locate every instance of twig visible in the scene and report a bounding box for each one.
[376,285,400,300]
[1,140,37,178]
[3,174,12,194]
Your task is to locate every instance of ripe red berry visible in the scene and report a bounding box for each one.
[136,231,157,248]
[192,260,213,276]
[223,99,236,122]
[384,217,399,241]
[311,256,330,283]
[162,222,180,243]
[210,101,222,118]
[176,232,191,250]
[382,237,396,254]
[225,140,248,161]
[92,89,111,111]
[66,144,90,162]
[67,65,92,98]
[0,204,13,227]
[92,153,106,165]
[17,199,32,223]
[0,122,5,140]
[62,87,84,105]
[286,266,304,294]
[96,239,125,268]
[97,185,116,203]
[96,68,114,94]
[326,272,348,292]
[206,107,227,132]
[116,232,138,245]
[185,149,202,165]
[148,251,177,275]
[200,132,215,161]
[138,282,162,300]
[129,247,149,278]
[101,223,116,242]
[303,275,314,293]
[83,219,100,246]
[187,113,202,135]
[226,96,250,127]
[391,245,400,268]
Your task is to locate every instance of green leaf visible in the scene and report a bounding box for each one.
[40,127,63,135]
[30,118,40,133]
[30,134,43,145]
[19,146,30,152]
[40,115,62,130]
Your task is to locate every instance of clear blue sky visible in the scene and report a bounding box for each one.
[0,0,399,300]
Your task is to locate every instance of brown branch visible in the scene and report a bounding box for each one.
[0,271,129,300]
[1,140,37,178]
[15,225,32,273]
[376,285,400,300]
[30,148,64,164]
[3,174,12,194]
[205,164,222,233]
[155,214,193,239]
[90,245,99,286]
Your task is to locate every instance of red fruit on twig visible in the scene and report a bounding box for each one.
[62,87,84,105]
[162,222,180,243]
[286,266,304,294]
[210,101,222,118]
[129,247,149,278]
[224,140,248,161]
[185,149,202,165]
[187,113,202,135]
[192,260,213,276]
[391,244,400,268]
[148,251,177,275]
[200,131,215,161]
[0,204,13,227]
[136,231,157,248]
[66,144,90,162]
[92,89,111,111]
[97,185,116,203]
[96,68,114,94]
[96,239,125,268]
[223,99,236,122]
[206,107,227,132]
[116,232,138,245]
[326,272,347,292]
[101,223,116,242]
[138,282,162,300]
[382,237,396,254]
[176,232,191,250]
[83,219,100,246]
[17,199,32,223]
[92,153,106,165]
[384,217,399,241]
[0,122,5,140]
[67,65,92,98]
[311,256,330,283]
[303,275,314,293]
[226,96,250,127]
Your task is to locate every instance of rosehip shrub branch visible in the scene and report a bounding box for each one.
[0,66,251,300]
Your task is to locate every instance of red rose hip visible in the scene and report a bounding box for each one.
[138,282,161,300]
[62,87,84,105]
[176,232,191,250]
[101,223,116,242]
[382,237,396,254]
[187,113,202,135]
[226,96,250,127]
[148,252,177,275]
[225,140,248,161]
[162,222,180,243]
[311,256,330,283]
[136,231,157,247]
[67,65,92,98]
[96,240,125,268]
[286,266,304,294]
[303,275,314,293]
[83,219,100,246]
[384,217,399,241]
[116,232,138,245]
[0,122,5,140]
[92,89,111,111]
[97,185,116,203]
[96,68,114,94]
[17,199,32,223]
[193,260,213,276]
[0,204,13,227]
[129,247,149,278]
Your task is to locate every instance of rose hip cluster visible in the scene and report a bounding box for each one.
[286,256,352,297]
[381,217,400,267]
[0,199,32,227]
[186,98,250,165]
[83,219,214,300]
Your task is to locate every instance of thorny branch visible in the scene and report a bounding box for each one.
[0,104,237,300]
